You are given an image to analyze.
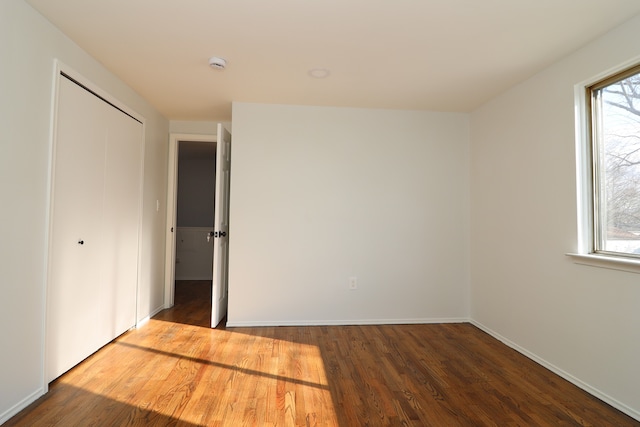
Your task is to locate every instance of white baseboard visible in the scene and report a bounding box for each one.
[226,317,469,328]
[136,304,166,327]
[0,386,46,425]
[470,319,640,422]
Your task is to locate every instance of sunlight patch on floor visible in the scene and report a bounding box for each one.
[58,324,339,426]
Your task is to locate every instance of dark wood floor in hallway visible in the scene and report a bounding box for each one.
[5,280,639,426]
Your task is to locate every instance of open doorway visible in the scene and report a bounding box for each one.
[165,127,231,328]
[174,141,216,282]
[164,134,216,322]
[173,141,216,327]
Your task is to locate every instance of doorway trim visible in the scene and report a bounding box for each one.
[164,133,216,308]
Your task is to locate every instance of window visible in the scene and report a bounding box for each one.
[588,65,640,258]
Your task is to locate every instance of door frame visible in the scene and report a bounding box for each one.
[164,133,216,308]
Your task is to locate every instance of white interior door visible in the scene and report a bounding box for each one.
[47,76,106,381]
[101,102,142,336]
[47,75,142,382]
[211,124,231,327]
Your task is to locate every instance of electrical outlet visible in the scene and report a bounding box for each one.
[349,276,358,290]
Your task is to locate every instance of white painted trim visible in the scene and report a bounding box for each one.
[55,61,145,124]
[572,55,640,257]
[164,136,178,308]
[226,317,469,328]
[164,133,216,309]
[470,319,640,422]
[40,57,63,401]
[136,304,165,328]
[566,252,640,274]
[135,119,147,327]
[0,387,47,425]
[572,79,593,255]
[43,58,66,392]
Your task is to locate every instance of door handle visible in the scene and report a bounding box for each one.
[78,239,84,245]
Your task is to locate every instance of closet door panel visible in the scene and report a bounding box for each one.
[101,104,142,337]
[47,77,108,381]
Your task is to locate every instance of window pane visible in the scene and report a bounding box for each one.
[593,70,640,256]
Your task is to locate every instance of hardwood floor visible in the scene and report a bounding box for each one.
[5,280,639,426]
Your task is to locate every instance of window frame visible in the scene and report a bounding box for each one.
[568,60,640,274]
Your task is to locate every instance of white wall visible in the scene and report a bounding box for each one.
[175,227,214,280]
[470,14,640,419]
[0,0,169,422]
[228,103,470,326]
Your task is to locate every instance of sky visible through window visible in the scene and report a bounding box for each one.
[597,69,640,255]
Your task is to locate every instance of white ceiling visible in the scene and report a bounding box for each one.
[25,0,640,121]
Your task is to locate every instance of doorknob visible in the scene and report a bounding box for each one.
[78,239,84,245]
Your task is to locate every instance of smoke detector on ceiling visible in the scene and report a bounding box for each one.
[209,56,227,70]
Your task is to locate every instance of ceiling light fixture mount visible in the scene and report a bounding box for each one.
[209,56,227,70]
[308,68,330,79]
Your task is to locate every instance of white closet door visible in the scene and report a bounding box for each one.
[46,76,142,382]
[101,101,142,338]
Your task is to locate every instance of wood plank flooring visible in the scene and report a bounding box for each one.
[5,280,639,426]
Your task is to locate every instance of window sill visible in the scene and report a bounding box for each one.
[566,253,640,274]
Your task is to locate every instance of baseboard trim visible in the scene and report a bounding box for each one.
[136,304,166,328]
[470,319,640,422]
[226,317,469,328]
[0,386,46,425]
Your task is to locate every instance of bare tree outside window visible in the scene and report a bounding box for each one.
[592,67,640,256]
